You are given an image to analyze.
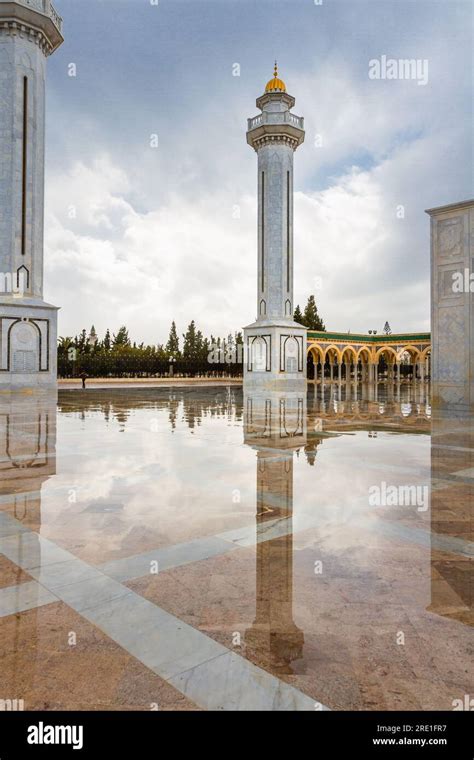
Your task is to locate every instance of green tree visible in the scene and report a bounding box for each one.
[303,295,326,331]
[166,321,180,357]
[75,329,88,354]
[113,326,130,348]
[103,328,111,351]
[293,305,304,325]
[195,330,208,361]
[58,336,74,356]
[183,320,198,360]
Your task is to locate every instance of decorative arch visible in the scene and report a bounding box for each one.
[375,345,398,362]
[17,265,29,291]
[357,347,371,363]
[307,343,324,362]
[396,345,422,362]
[8,319,40,373]
[283,336,299,372]
[341,346,357,362]
[252,336,267,372]
[322,344,343,363]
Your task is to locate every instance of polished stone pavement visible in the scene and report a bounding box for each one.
[0,385,471,710]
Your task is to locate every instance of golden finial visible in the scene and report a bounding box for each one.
[265,60,286,93]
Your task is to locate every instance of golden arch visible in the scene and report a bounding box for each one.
[341,346,358,362]
[375,345,398,362]
[397,345,422,362]
[322,344,343,363]
[308,344,325,363]
[357,347,372,363]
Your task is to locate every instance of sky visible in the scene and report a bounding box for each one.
[44,0,473,344]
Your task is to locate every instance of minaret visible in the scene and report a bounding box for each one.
[244,64,307,390]
[0,1,63,390]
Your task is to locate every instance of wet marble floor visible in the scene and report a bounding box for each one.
[0,384,472,710]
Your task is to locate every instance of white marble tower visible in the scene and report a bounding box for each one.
[0,0,63,390]
[244,64,307,390]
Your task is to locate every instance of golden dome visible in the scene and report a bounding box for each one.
[265,61,286,93]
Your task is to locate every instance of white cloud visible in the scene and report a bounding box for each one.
[44,11,471,343]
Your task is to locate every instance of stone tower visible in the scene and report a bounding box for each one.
[0,0,63,390]
[244,64,307,390]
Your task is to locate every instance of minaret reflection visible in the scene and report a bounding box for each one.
[0,393,56,532]
[243,389,306,673]
[428,408,473,625]
[0,392,57,703]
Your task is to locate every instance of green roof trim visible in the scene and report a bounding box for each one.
[307,331,431,344]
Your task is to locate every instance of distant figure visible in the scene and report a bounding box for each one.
[79,371,88,389]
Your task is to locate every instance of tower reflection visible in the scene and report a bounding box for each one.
[0,393,57,704]
[429,408,473,626]
[0,393,56,532]
[243,389,306,674]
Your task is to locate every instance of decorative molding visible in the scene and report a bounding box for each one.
[0,21,52,55]
[253,134,299,151]
[0,316,49,372]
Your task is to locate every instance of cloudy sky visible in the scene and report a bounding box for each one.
[44,0,473,344]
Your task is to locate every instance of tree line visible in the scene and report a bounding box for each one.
[57,295,325,378]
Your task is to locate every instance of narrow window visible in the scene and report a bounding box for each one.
[21,76,28,256]
[261,171,265,292]
[287,170,290,291]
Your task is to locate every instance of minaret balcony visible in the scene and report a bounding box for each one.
[247,111,304,131]
[247,111,305,150]
[0,0,63,51]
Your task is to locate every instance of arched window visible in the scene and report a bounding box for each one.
[284,336,298,372]
[251,337,267,372]
[17,265,29,291]
[10,321,39,373]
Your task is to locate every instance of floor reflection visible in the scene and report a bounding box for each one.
[0,393,56,531]
[243,391,306,674]
[0,383,471,711]
[429,407,473,626]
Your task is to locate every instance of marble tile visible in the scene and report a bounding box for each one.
[169,651,325,711]
[0,603,200,711]
[0,580,58,617]
[78,592,230,680]
[28,558,109,591]
[0,511,29,538]
[53,575,132,613]
[0,554,32,589]
[100,535,238,582]
[0,533,72,569]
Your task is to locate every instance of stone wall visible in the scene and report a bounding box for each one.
[427,199,474,410]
